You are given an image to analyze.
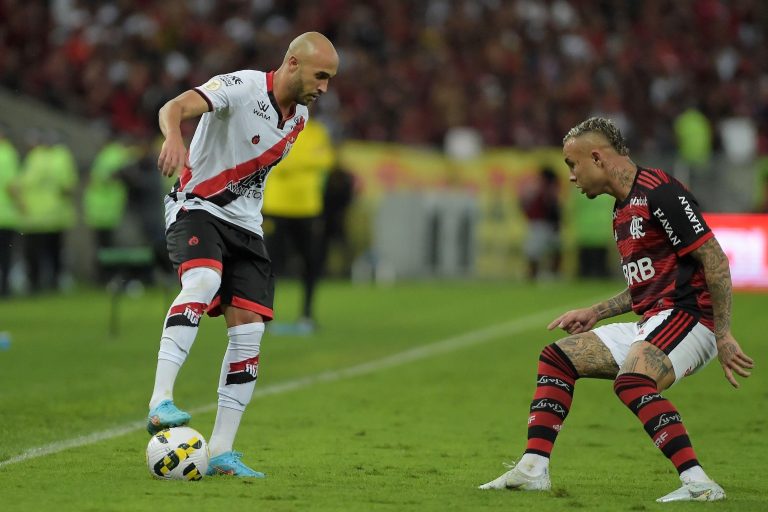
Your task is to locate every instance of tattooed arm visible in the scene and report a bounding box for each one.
[547,288,632,334]
[591,288,633,321]
[690,237,754,388]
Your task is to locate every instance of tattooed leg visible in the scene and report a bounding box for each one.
[614,341,702,475]
[557,332,619,379]
[619,341,675,390]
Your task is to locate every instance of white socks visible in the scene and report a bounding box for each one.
[518,453,549,476]
[208,322,264,456]
[208,406,244,457]
[149,267,220,409]
[680,465,711,483]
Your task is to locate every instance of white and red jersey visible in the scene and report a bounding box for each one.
[164,70,308,237]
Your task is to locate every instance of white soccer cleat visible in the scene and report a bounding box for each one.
[478,462,551,491]
[656,478,725,503]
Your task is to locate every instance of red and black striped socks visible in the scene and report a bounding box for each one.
[614,373,700,473]
[524,343,579,458]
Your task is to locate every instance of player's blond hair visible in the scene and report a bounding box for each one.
[563,117,629,156]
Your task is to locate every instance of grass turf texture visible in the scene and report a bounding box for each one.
[0,280,765,511]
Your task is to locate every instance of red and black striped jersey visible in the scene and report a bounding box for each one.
[613,167,714,330]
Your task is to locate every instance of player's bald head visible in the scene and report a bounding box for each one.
[284,32,338,69]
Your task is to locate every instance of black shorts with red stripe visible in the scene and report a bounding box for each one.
[166,208,275,320]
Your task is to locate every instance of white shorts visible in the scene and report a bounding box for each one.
[592,309,717,386]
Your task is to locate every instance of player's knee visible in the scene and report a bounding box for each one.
[179,266,221,305]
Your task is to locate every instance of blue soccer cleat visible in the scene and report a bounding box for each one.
[146,400,191,434]
[206,451,265,478]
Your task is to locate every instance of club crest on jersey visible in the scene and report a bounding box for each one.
[225,355,260,385]
[251,134,260,144]
[188,236,199,246]
[629,215,645,239]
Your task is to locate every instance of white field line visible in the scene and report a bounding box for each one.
[0,301,584,468]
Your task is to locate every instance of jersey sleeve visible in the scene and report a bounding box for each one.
[648,182,713,256]
[194,71,254,113]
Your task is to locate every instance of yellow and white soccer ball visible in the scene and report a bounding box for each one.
[146,427,209,481]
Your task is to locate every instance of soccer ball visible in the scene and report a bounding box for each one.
[146,427,209,481]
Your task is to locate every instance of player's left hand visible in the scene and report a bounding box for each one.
[716,333,754,388]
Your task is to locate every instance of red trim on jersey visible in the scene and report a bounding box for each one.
[677,231,714,257]
[193,88,214,112]
[178,150,193,191]
[189,120,305,198]
[266,70,297,128]
[178,258,223,279]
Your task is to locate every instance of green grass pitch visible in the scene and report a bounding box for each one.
[0,280,765,511]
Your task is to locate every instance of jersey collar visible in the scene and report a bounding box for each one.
[266,70,296,129]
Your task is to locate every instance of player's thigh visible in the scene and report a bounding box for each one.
[631,309,717,390]
[219,237,275,324]
[166,209,224,274]
[556,331,619,379]
[619,341,675,390]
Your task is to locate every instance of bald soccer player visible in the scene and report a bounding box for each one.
[146,32,339,477]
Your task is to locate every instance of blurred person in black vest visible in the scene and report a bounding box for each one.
[320,162,355,278]
[521,167,562,281]
[262,119,334,335]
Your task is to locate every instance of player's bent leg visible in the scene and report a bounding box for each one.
[480,333,617,491]
[614,340,723,500]
[556,331,619,379]
[147,266,221,434]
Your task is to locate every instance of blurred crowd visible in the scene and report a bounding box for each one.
[1,0,767,152]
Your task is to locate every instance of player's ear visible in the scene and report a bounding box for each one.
[591,149,602,166]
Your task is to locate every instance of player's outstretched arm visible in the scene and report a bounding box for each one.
[158,90,210,177]
[691,237,754,387]
[547,289,632,334]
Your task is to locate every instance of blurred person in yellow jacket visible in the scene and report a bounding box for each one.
[0,124,20,297]
[83,136,137,282]
[262,119,334,334]
[16,130,78,293]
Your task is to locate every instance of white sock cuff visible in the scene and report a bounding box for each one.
[158,338,187,366]
[227,322,265,337]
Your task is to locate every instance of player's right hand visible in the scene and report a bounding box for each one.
[547,307,599,334]
[158,137,189,177]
